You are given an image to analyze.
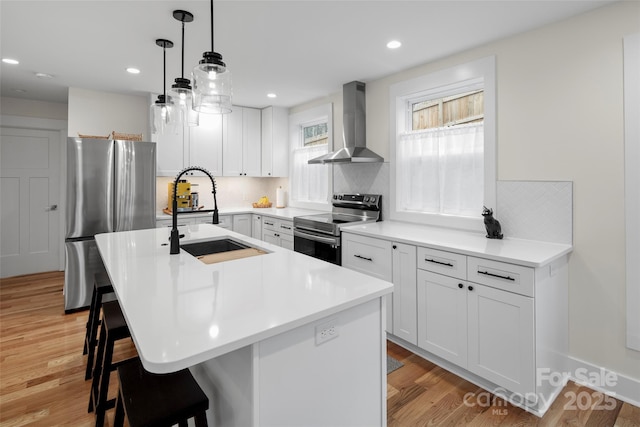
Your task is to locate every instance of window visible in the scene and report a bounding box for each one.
[390,56,496,230]
[289,104,333,210]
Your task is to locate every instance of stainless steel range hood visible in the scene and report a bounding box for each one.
[308,81,384,164]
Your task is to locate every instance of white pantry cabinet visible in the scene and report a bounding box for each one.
[223,107,261,176]
[261,106,289,177]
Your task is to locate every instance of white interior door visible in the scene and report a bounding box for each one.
[0,127,60,278]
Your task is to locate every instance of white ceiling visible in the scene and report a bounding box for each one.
[0,0,614,109]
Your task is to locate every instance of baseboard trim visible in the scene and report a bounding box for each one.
[566,356,640,407]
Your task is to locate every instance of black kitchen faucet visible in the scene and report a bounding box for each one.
[170,166,219,254]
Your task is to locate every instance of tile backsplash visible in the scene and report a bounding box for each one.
[496,181,573,244]
[156,176,288,212]
[333,162,390,219]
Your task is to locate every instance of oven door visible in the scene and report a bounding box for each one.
[293,228,342,265]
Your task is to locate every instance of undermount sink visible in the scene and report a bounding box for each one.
[180,238,268,264]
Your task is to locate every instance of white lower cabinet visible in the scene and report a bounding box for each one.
[262,217,293,249]
[233,214,252,237]
[391,243,417,344]
[342,231,568,415]
[252,215,262,239]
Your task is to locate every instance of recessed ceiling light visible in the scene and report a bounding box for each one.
[386,40,402,49]
[35,72,54,79]
[267,93,277,98]
[126,67,141,74]
[2,58,19,65]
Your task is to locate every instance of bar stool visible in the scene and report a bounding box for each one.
[114,357,209,427]
[88,300,135,427]
[84,272,114,380]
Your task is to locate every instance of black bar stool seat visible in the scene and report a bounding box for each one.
[84,272,114,380]
[89,300,135,427]
[114,357,209,427]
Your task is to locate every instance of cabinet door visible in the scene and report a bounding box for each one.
[216,214,232,230]
[233,214,252,237]
[263,230,280,246]
[189,113,223,176]
[252,215,262,239]
[417,270,468,368]
[223,107,244,176]
[261,106,289,177]
[154,128,187,176]
[280,234,294,251]
[242,107,262,176]
[392,243,417,344]
[467,283,535,397]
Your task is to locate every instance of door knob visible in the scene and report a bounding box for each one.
[46,204,58,211]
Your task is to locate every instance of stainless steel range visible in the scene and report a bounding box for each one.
[293,193,382,265]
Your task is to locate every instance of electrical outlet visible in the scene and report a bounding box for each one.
[315,318,339,345]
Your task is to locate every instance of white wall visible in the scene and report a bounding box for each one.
[0,97,68,120]
[67,87,149,139]
[293,1,640,381]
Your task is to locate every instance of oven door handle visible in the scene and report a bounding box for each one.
[294,229,340,245]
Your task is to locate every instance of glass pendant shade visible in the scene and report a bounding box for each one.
[192,0,232,114]
[168,78,199,127]
[151,95,175,134]
[151,39,175,135]
[192,57,232,114]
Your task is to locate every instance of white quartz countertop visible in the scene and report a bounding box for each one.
[95,225,392,374]
[342,221,572,268]
[156,206,324,221]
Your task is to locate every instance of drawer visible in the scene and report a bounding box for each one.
[467,257,534,297]
[417,247,467,280]
[278,220,293,236]
[262,217,277,231]
[342,233,392,281]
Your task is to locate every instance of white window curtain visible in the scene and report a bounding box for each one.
[291,144,329,204]
[397,122,484,217]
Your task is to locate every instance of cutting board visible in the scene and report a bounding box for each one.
[196,248,267,264]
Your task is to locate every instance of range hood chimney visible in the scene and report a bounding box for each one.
[308,81,384,164]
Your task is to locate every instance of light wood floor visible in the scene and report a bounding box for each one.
[1,271,639,427]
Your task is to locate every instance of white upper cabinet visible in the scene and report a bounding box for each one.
[189,113,223,177]
[155,128,187,177]
[223,106,261,176]
[155,116,223,177]
[261,106,289,177]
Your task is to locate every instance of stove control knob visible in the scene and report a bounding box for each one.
[338,194,343,200]
[333,194,338,200]
[364,196,369,202]
[369,196,376,203]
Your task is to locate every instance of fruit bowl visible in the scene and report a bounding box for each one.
[252,202,272,208]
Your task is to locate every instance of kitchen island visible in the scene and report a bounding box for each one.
[95,224,393,426]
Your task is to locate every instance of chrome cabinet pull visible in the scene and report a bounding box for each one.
[354,254,373,262]
[478,270,515,281]
[46,204,58,211]
[425,258,453,267]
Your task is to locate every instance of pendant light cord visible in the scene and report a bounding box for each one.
[162,45,167,99]
[210,0,214,52]
[181,19,186,78]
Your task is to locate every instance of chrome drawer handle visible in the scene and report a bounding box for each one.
[354,254,373,262]
[478,270,515,281]
[425,258,453,267]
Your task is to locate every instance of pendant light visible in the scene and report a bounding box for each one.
[192,0,232,114]
[168,10,199,127]
[150,39,174,135]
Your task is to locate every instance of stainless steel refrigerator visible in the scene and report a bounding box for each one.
[64,137,156,312]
